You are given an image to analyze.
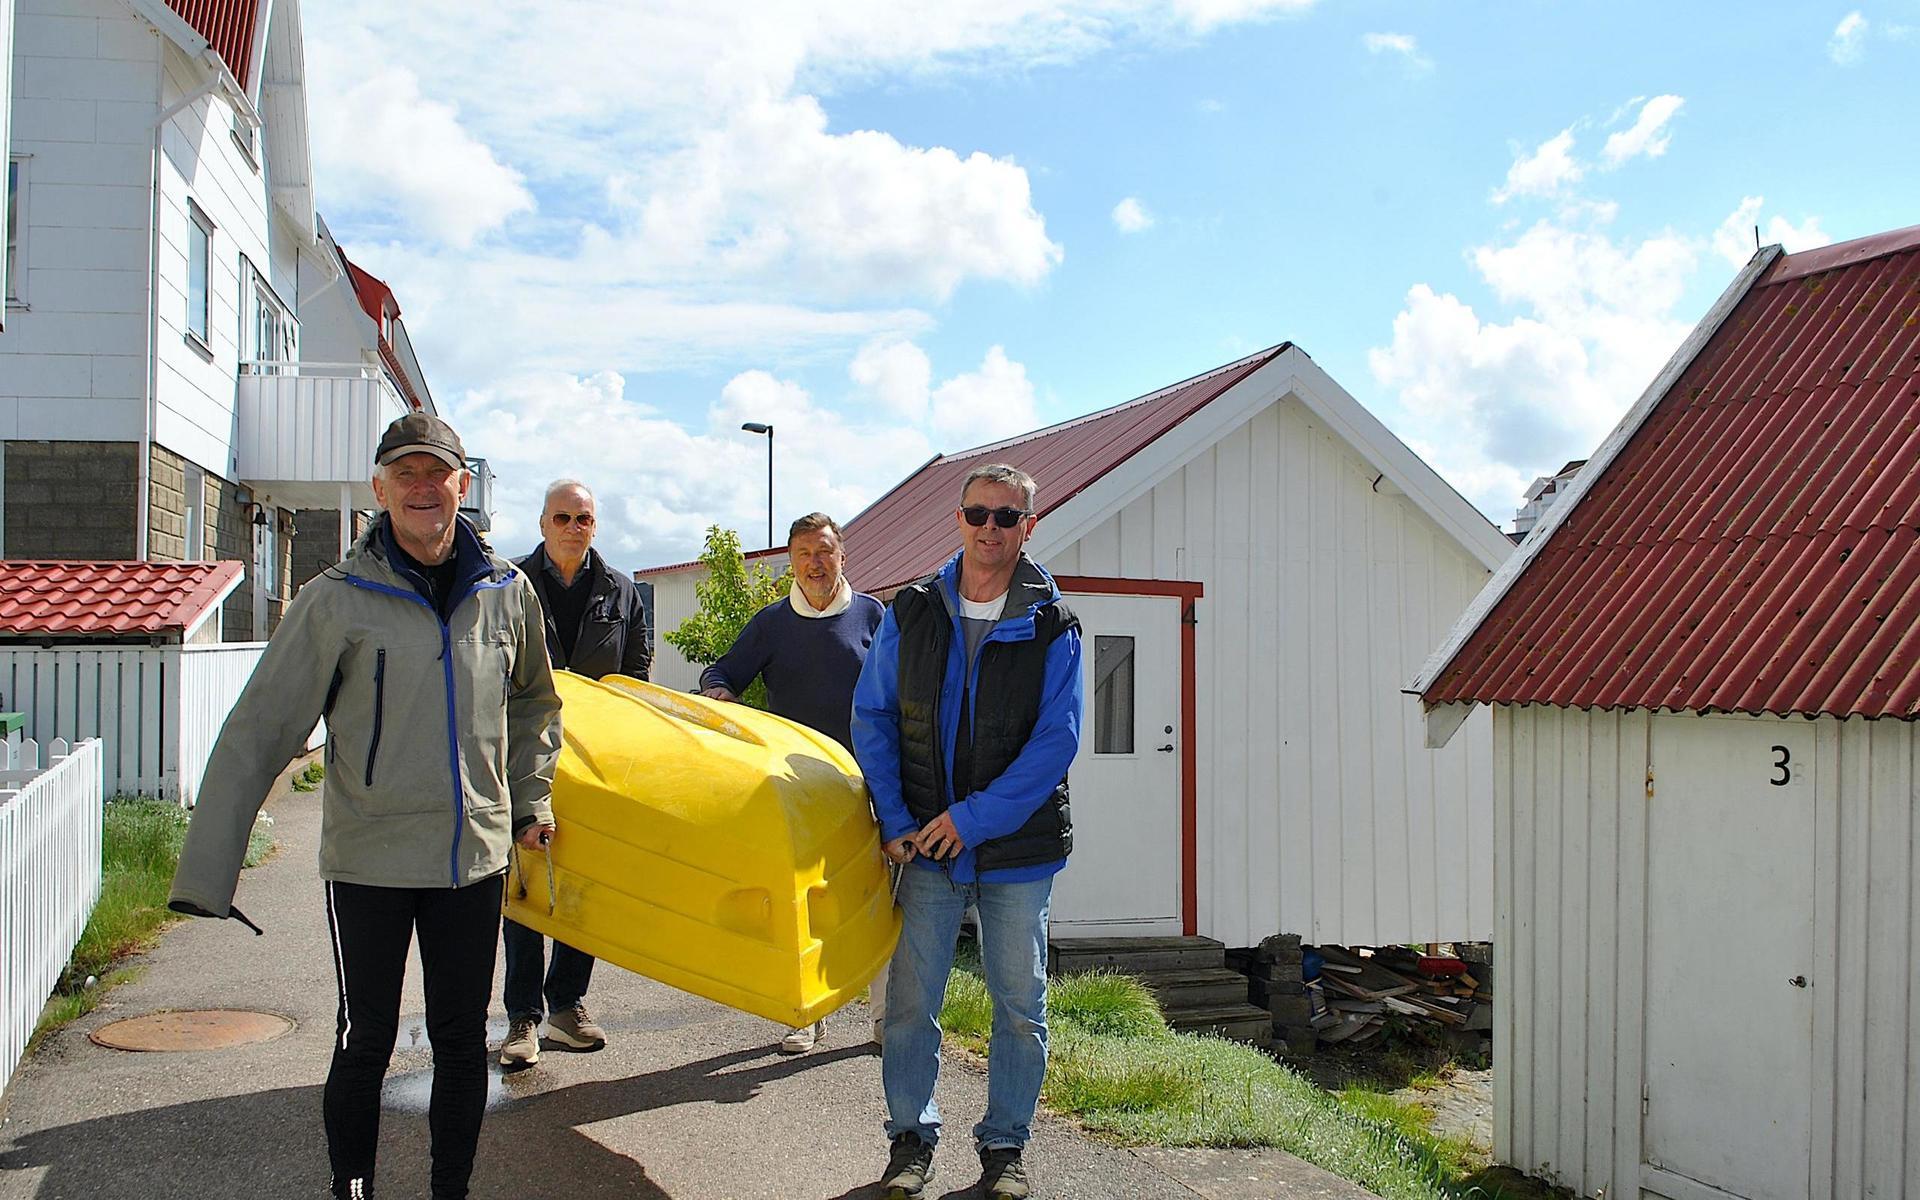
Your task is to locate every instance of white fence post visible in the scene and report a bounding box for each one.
[0,737,106,1096]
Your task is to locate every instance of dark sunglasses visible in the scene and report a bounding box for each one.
[549,511,595,527]
[960,505,1031,528]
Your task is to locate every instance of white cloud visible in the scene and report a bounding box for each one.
[1829,11,1869,63]
[1492,129,1583,203]
[1371,213,1703,521]
[625,96,1061,301]
[1711,197,1834,267]
[930,346,1040,444]
[1362,31,1433,73]
[1602,94,1684,165]
[305,47,533,248]
[1112,196,1156,233]
[851,338,934,420]
[457,368,935,567]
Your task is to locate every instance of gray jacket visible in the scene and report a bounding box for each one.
[171,516,562,923]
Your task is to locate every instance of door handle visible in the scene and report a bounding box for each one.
[1789,975,1808,988]
[1156,744,1175,753]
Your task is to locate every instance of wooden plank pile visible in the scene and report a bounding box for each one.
[1308,944,1493,1047]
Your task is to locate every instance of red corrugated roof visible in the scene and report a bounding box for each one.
[0,561,244,636]
[165,0,260,89]
[836,345,1290,593]
[1424,224,1920,719]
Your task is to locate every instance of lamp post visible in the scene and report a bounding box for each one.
[740,422,773,548]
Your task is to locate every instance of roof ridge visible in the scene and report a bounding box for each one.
[945,343,1290,460]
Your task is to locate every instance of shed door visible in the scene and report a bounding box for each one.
[1050,593,1182,936]
[1643,716,1814,1200]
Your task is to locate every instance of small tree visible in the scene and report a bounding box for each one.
[663,526,791,710]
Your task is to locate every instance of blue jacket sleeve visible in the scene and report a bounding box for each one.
[851,608,918,845]
[947,623,1083,847]
[700,605,775,694]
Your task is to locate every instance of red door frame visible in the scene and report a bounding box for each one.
[1054,575,1204,937]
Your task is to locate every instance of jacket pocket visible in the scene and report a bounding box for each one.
[365,647,387,787]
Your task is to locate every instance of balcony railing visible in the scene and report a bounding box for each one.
[235,361,410,509]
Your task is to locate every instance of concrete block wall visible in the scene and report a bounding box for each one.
[1,438,137,557]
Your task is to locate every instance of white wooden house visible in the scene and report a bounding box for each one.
[1413,225,1920,1200]
[643,344,1512,949]
[0,0,479,638]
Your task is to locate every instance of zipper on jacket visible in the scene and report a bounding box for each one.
[344,567,512,886]
[365,648,387,787]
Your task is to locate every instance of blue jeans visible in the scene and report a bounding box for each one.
[501,918,595,1020]
[881,866,1052,1152]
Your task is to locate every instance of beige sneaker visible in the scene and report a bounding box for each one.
[779,1019,824,1054]
[499,1015,540,1067]
[545,1002,606,1051]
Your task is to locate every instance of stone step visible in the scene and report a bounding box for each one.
[1166,1003,1275,1045]
[1134,968,1253,1010]
[1049,935,1226,975]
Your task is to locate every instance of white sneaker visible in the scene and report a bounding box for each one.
[779,1019,823,1054]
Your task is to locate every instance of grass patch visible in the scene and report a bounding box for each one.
[33,798,275,1039]
[290,761,326,792]
[932,948,1540,1200]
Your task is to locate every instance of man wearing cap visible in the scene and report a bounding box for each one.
[171,412,563,1200]
[497,477,651,1068]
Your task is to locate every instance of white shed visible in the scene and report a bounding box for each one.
[1413,226,1920,1199]
[643,343,1511,949]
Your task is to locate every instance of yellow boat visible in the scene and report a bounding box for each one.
[502,672,899,1028]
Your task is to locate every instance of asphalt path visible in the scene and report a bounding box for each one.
[0,758,1227,1200]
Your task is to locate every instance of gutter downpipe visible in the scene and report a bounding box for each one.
[143,49,250,560]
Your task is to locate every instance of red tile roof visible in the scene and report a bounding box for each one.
[1423,224,1920,719]
[836,345,1291,593]
[165,0,260,89]
[0,561,245,637]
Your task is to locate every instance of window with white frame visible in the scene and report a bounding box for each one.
[183,463,205,560]
[6,156,27,305]
[186,202,212,345]
[240,257,296,371]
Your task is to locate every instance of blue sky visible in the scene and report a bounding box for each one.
[304,0,1919,569]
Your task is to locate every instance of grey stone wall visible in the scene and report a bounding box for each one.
[2,441,140,559]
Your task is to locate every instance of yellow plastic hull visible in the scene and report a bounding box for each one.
[502,672,899,1027]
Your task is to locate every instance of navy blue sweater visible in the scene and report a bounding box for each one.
[700,594,884,750]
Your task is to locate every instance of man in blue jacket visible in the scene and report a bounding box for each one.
[852,463,1083,1200]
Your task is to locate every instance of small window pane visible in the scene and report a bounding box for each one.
[187,215,210,341]
[1094,635,1135,755]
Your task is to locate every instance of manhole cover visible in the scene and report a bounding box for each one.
[90,1009,293,1052]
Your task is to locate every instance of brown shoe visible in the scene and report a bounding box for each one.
[545,1002,606,1050]
[499,1015,539,1067]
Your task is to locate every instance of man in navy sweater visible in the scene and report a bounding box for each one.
[700,511,884,1051]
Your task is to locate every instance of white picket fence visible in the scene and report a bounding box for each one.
[0,737,105,1097]
[0,643,317,804]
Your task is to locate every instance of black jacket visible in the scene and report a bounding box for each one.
[516,546,651,682]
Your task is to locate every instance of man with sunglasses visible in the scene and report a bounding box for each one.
[700,511,886,1052]
[852,464,1083,1200]
[499,478,652,1068]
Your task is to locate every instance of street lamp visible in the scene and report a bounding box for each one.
[740,422,773,548]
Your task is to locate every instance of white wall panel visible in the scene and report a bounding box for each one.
[1498,705,1920,1198]
[1057,394,1494,947]
[0,1,153,401]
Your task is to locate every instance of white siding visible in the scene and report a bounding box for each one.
[0,0,157,441]
[1047,394,1494,948]
[151,38,275,478]
[1497,705,1920,1199]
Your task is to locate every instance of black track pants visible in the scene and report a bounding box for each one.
[322,874,503,1200]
